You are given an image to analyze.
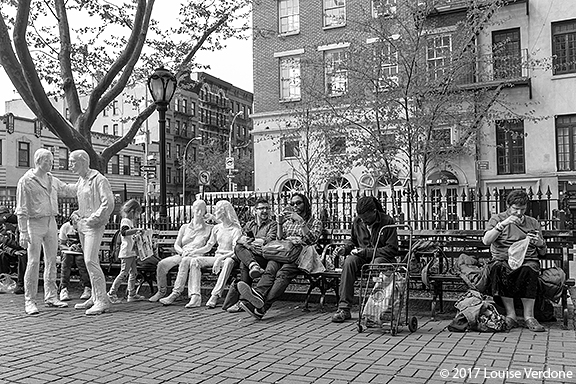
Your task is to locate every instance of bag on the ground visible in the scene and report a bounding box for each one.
[539,266,566,303]
[362,270,406,328]
[297,245,325,274]
[507,237,530,270]
[0,273,16,294]
[447,290,507,332]
[262,240,302,264]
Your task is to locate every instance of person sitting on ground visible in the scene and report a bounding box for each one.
[107,199,147,303]
[237,192,323,320]
[58,213,91,301]
[482,189,547,332]
[161,200,242,308]
[331,196,398,323]
[0,206,27,294]
[148,199,213,303]
[224,197,277,313]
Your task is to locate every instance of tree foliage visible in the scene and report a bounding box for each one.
[0,0,250,171]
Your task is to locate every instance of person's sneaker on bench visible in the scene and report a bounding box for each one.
[237,281,264,308]
[238,300,265,320]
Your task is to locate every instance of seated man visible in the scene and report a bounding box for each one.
[331,196,398,323]
[0,206,27,294]
[58,213,92,301]
[482,189,547,332]
[224,198,277,312]
[238,193,323,319]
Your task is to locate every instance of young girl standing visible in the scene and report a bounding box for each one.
[108,199,146,303]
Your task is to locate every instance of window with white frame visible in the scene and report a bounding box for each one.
[325,49,348,96]
[279,0,299,35]
[372,0,397,18]
[324,0,346,28]
[376,41,398,89]
[282,139,300,160]
[427,34,452,81]
[279,56,301,101]
[59,147,69,170]
[18,142,30,167]
[552,19,576,75]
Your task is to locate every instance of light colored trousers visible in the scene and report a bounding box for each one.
[156,254,183,289]
[109,256,138,295]
[188,257,236,297]
[78,225,109,306]
[24,216,59,304]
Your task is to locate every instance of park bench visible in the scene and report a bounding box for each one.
[318,227,575,328]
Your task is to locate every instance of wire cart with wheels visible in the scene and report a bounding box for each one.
[357,224,418,335]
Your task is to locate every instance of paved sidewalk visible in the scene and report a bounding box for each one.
[0,290,575,384]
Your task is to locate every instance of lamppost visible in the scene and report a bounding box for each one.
[147,67,177,228]
[228,111,243,192]
[182,136,202,220]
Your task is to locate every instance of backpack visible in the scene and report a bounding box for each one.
[109,229,122,263]
[448,290,507,332]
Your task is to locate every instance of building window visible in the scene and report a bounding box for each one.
[427,34,452,81]
[329,136,346,154]
[552,19,576,75]
[191,124,196,137]
[282,139,300,160]
[191,102,196,116]
[167,143,171,158]
[167,167,172,184]
[175,120,180,136]
[18,142,30,167]
[280,56,301,101]
[492,28,521,80]
[372,0,397,18]
[59,147,69,170]
[176,144,181,159]
[324,0,345,27]
[166,118,171,133]
[278,0,299,35]
[0,139,2,165]
[103,107,108,117]
[111,155,119,174]
[496,120,525,175]
[134,157,141,176]
[112,100,119,115]
[183,122,188,137]
[556,115,576,171]
[182,98,188,114]
[375,41,398,89]
[175,98,180,112]
[123,155,131,175]
[325,49,348,96]
[103,124,109,134]
[113,124,119,136]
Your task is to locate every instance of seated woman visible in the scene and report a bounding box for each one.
[161,200,242,308]
[237,192,323,319]
[149,199,213,302]
[482,190,547,332]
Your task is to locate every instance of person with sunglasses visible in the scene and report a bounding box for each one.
[237,192,322,319]
[331,196,398,323]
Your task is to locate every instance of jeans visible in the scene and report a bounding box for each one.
[338,255,389,310]
[155,254,182,289]
[189,257,237,297]
[78,224,109,306]
[60,251,91,290]
[254,260,297,312]
[109,256,138,296]
[24,217,59,304]
[234,243,267,285]
[171,256,196,296]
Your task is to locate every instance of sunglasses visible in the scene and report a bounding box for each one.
[290,201,304,206]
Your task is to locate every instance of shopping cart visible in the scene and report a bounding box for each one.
[357,224,418,335]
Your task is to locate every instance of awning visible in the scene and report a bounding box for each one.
[426,170,459,186]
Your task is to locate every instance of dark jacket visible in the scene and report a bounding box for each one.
[343,211,398,262]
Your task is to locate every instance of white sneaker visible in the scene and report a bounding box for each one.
[127,294,146,303]
[107,293,122,304]
[159,292,179,306]
[45,299,69,308]
[85,302,110,316]
[25,302,39,315]
[74,298,94,310]
[149,288,167,302]
[80,287,92,300]
[226,303,244,313]
[59,288,71,301]
[206,295,218,308]
[185,295,201,308]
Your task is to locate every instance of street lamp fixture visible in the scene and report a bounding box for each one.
[228,111,243,192]
[148,66,177,228]
[182,136,202,221]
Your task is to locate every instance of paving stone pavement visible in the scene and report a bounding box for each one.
[0,290,575,384]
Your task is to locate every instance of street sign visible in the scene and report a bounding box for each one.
[476,160,489,170]
[199,170,211,185]
[141,165,156,173]
[225,157,235,170]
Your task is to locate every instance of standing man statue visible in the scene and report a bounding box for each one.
[69,150,115,315]
[16,148,75,315]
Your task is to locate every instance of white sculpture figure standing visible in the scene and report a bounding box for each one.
[68,150,115,315]
[16,148,75,315]
[161,200,241,308]
[152,199,213,305]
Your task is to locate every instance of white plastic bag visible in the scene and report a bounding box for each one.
[0,273,16,294]
[507,237,530,270]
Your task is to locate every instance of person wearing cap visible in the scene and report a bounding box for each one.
[330,196,398,323]
[0,207,27,294]
[16,148,76,315]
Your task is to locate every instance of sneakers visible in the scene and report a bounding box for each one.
[85,302,110,316]
[237,281,264,309]
[25,302,39,315]
[248,263,265,279]
[13,286,24,294]
[107,293,122,304]
[185,294,201,308]
[45,299,69,308]
[59,288,71,301]
[80,287,92,300]
[206,295,219,308]
[149,288,167,302]
[525,317,545,332]
[238,300,265,320]
[331,308,352,323]
[159,292,180,306]
[74,298,94,310]
[127,294,146,303]
[226,303,244,313]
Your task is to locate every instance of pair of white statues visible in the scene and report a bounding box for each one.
[16,148,114,316]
